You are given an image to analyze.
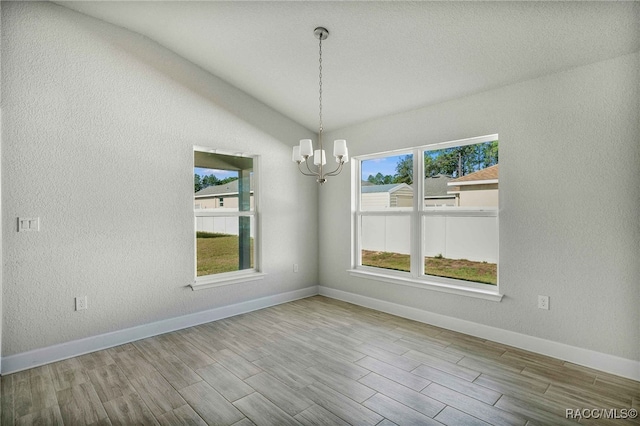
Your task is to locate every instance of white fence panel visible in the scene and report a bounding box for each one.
[445,216,497,263]
[196,216,255,238]
[361,216,411,254]
[422,216,447,257]
[362,214,497,263]
[423,215,498,263]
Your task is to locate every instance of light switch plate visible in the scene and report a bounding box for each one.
[18,217,39,232]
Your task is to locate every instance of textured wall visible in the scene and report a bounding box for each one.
[0,0,3,368]
[1,2,318,356]
[322,53,640,361]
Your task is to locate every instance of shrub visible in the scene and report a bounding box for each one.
[196,231,230,239]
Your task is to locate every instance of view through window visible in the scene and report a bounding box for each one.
[360,152,414,272]
[357,136,498,287]
[194,150,255,278]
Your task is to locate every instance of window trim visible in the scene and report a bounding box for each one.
[193,270,266,291]
[347,268,503,301]
[191,147,264,290]
[352,134,502,301]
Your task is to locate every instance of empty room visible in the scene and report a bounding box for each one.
[1,1,639,425]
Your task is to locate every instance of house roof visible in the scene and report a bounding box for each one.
[424,174,455,197]
[450,164,499,183]
[195,179,253,197]
[361,183,411,194]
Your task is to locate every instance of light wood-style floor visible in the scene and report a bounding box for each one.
[1,296,638,426]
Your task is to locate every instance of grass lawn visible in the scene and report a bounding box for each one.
[197,233,495,285]
[362,250,497,285]
[197,232,253,276]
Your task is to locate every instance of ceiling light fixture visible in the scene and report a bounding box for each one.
[292,27,348,185]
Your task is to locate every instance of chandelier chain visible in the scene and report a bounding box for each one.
[318,35,323,135]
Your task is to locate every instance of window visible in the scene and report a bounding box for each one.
[352,135,500,300]
[359,152,414,272]
[193,148,263,289]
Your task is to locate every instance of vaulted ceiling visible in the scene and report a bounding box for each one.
[56,1,639,132]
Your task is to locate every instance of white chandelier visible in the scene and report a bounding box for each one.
[292,27,348,185]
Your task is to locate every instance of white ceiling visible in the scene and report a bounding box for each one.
[56,1,639,132]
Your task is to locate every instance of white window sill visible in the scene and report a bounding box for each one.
[191,271,266,291]
[347,269,503,302]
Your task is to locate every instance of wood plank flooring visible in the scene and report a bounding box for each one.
[1,296,638,425]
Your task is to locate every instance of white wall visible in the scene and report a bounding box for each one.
[322,52,640,362]
[0,0,4,369]
[0,0,3,366]
[1,2,318,357]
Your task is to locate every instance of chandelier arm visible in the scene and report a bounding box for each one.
[297,162,319,177]
[303,157,321,177]
[324,161,345,177]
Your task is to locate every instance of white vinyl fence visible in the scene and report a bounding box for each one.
[196,214,255,238]
[361,214,498,263]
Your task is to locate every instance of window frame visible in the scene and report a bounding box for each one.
[350,135,502,301]
[191,146,265,291]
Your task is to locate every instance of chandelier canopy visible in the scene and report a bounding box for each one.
[292,27,348,185]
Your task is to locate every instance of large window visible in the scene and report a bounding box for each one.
[193,148,262,289]
[353,135,499,298]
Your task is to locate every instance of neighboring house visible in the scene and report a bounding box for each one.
[424,174,456,207]
[362,175,458,208]
[194,179,255,210]
[448,164,499,207]
[361,183,413,209]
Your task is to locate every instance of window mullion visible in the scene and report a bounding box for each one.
[410,148,423,278]
[353,160,361,269]
[417,148,425,278]
[355,213,362,268]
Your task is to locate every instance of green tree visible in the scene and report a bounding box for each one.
[424,149,458,177]
[219,176,239,185]
[480,141,499,169]
[424,154,443,177]
[393,155,413,184]
[421,141,499,178]
[194,174,203,192]
[367,172,393,185]
[202,174,221,188]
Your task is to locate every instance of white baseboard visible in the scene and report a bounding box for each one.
[1,286,318,375]
[319,286,640,381]
[4,285,638,381]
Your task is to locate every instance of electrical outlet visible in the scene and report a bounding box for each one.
[18,217,40,232]
[293,264,299,273]
[538,295,549,310]
[75,296,88,311]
